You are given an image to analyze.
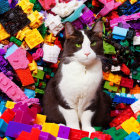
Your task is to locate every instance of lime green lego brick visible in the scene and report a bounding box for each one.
[35,88,45,94]
[104,81,118,92]
[32,69,45,80]
[103,41,116,54]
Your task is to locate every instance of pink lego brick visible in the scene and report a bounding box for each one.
[7,47,29,70]
[0,72,27,102]
[98,0,122,16]
[38,0,56,10]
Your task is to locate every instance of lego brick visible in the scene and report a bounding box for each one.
[133,36,140,46]
[25,29,44,49]
[5,121,33,138]
[130,85,140,94]
[16,68,35,86]
[32,48,43,61]
[39,131,56,140]
[35,88,45,94]
[103,41,116,54]
[0,24,10,41]
[0,0,10,14]
[38,0,56,10]
[0,119,8,137]
[10,36,22,46]
[121,117,140,134]
[7,47,29,70]
[90,132,112,140]
[24,88,36,98]
[34,114,46,125]
[131,99,140,113]
[120,77,134,89]
[42,123,59,137]
[0,6,31,35]
[43,44,61,64]
[5,101,16,109]
[124,132,140,140]
[0,72,27,102]
[32,69,45,80]
[104,81,118,92]
[58,125,70,139]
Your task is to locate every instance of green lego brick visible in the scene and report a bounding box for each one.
[104,81,118,92]
[32,69,45,80]
[43,67,52,74]
[137,115,140,123]
[103,127,128,140]
[103,41,116,54]
[35,78,40,87]
[29,0,36,4]
[10,36,22,46]
[33,0,42,11]
[120,40,129,47]
[35,88,45,94]
[38,23,47,38]
[50,72,55,78]
[40,81,46,89]
[132,70,140,80]
[81,138,91,140]
[93,138,99,140]
[94,126,103,131]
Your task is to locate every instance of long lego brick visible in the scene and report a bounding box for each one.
[0,72,28,102]
[5,121,32,138]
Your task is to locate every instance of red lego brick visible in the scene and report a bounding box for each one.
[69,128,89,140]
[16,131,31,140]
[27,52,33,63]
[30,128,40,140]
[120,77,134,89]
[0,108,15,123]
[90,131,112,140]
[121,64,130,75]
[16,68,35,86]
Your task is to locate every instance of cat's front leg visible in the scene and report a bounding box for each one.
[81,110,95,134]
[59,105,80,129]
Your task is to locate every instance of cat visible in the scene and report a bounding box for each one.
[43,21,112,133]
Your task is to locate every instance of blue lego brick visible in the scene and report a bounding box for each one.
[0,119,8,137]
[0,0,10,15]
[4,44,18,58]
[113,95,137,104]
[24,88,35,98]
[0,104,6,114]
[112,26,128,40]
[124,132,140,140]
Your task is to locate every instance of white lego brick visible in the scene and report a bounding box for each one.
[133,36,140,46]
[43,44,61,64]
[130,99,140,113]
[111,65,121,72]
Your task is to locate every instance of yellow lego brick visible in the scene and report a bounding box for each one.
[0,24,10,41]
[28,60,38,74]
[18,0,34,14]
[25,29,44,49]
[44,33,56,45]
[16,26,31,41]
[129,0,137,4]
[121,117,140,134]
[28,11,43,28]
[115,0,127,3]
[3,138,7,140]
[34,114,46,125]
[5,101,16,109]
[42,123,59,137]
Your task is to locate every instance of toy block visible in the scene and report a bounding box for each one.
[32,48,43,61]
[7,47,29,70]
[16,26,31,41]
[103,41,116,54]
[133,36,140,46]
[0,108,15,123]
[32,69,45,80]
[5,121,33,138]
[69,128,89,140]
[124,132,140,140]
[30,128,40,140]
[38,0,56,10]
[4,44,18,58]
[120,77,134,89]
[0,24,10,41]
[42,123,59,137]
[16,131,31,140]
[111,65,121,72]
[0,6,30,35]
[130,85,140,94]
[129,0,137,4]
[0,104,6,114]
[34,114,46,125]
[104,81,118,92]
[132,70,140,80]
[131,99,140,113]
[121,64,130,75]
[35,88,45,94]
[10,36,22,46]
[39,131,56,140]
[24,88,36,98]
[25,29,44,49]
[0,72,28,102]
[5,101,16,109]
[44,33,56,45]
[58,125,70,139]
[16,68,35,86]
[18,0,34,14]
[0,119,8,137]
[28,10,43,28]
[43,44,61,64]
[28,60,38,74]
[121,117,140,134]
[112,26,128,40]
[0,0,10,14]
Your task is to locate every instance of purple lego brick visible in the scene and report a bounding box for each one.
[128,20,140,30]
[5,121,32,138]
[39,131,56,140]
[72,19,83,30]
[58,125,70,139]
[33,124,42,130]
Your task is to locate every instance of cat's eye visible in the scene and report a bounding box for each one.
[91,42,96,47]
[76,44,81,48]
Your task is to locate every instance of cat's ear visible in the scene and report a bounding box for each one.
[65,22,75,39]
[92,21,103,37]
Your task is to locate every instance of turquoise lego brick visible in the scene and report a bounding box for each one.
[0,104,6,114]
[0,119,8,137]
[24,88,35,98]
[4,44,18,58]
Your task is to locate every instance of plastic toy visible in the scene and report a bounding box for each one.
[0,24,10,41]
[9,36,22,46]
[124,132,140,140]
[0,0,10,14]
[0,119,8,137]
[38,0,56,10]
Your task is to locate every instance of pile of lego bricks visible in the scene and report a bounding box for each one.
[0,0,140,139]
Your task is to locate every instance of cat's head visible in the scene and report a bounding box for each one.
[63,21,104,66]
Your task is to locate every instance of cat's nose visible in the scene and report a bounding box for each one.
[84,52,90,56]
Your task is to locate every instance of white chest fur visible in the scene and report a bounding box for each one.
[59,59,102,115]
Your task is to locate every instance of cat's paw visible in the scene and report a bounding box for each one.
[82,126,96,134]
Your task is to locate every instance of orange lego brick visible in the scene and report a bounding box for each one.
[0,24,10,41]
[130,85,140,94]
[44,33,56,45]
[25,29,44,49]
[16,68,35,86]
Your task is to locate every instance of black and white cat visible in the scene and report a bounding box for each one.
[43,21,112,133]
